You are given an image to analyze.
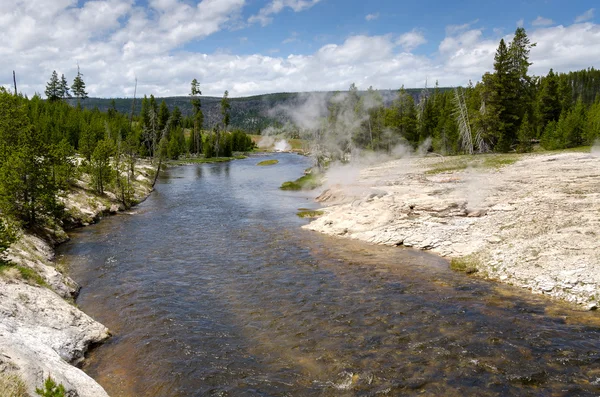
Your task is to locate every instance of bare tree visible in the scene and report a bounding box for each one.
[453,87,473,154]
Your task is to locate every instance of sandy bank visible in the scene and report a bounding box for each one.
[1,161,155,396]
[305,151,600,309]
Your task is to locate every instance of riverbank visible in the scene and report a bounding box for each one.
[0,161,155,396]
[305,150,600,309]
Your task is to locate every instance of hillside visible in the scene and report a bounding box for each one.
[67,89,434,132]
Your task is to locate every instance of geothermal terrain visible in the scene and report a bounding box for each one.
[306,150,600,309]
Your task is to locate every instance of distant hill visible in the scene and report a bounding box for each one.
[68,88,443,132]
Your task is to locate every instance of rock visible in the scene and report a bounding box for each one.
[467,209,488,217]
[304,152,600,307]
[0,158,156,395]
[0,281,110,397]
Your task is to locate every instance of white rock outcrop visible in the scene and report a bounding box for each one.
[306,152,600,307]
[0,160,155,396]
[0,279,110,397]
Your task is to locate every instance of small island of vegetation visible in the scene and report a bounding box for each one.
[257,159,279,166]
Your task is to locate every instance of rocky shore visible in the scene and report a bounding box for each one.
[305,151,600,309]
[0,161,155,396]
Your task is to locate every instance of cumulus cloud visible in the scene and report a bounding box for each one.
[532,16,554,27]
[396,29,427,51]
[529,22,600,74]
[365,13,379,21]
[248,0,321,27]
[3,3,600,99]
[575,8,595,23]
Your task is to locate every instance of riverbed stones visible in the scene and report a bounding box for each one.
[305,152,600,308]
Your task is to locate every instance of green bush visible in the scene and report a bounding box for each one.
[36,376,66,397]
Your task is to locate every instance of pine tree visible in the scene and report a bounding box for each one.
[516,112,534,152]
[89,139,115,194]
[59,74,71,99]
[490,38,518,151]
[45,71,61,101]
[72,65,88,103]
[158,100,170,134]
[586,99,600,143]
[171,106,182,128]
[189,79,203,154]
[508,27,535,122]
[0,89,61,228]
[538,69,561,130]
[221,90,231,129]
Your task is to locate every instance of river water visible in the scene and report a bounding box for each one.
[58,153,600,396]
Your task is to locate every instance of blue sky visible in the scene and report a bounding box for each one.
[1,0,599,97]
[184,0,596,55]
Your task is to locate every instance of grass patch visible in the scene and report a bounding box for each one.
[425,160,470,175]
[168,156,241,165]
[296,210,324,218]
[280,172,323,191]
[449,257,479,274]
[257,159,279,166]
[0,262,47,286]
[425,153,522,174]
[533,145,592,153]
[0,372,29,397]
[482,154,521,168]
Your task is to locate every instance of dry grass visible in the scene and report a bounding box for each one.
[0,372,30,397]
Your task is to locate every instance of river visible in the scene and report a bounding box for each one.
[58,153,600,396]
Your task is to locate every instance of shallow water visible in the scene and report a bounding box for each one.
[59,153,600,396]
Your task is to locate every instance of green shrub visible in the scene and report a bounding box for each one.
[36,376,66,397]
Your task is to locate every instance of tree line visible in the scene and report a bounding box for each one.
[0,74,255,242]
[310,28,600,158]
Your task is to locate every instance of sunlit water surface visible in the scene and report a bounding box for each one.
[58,153,600,396]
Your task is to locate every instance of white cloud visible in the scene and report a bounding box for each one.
[517,18,524,28]
[575,8,595,23]
[365,13,379,21]
[529,23,600,74]
[396,30,427,51]
[282,32,300,44]
[446,19,479,35]
[3,3,600,98]
[532,16,553,27]
[248,0,321,27]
